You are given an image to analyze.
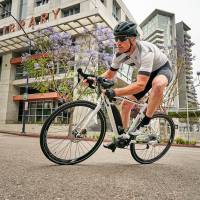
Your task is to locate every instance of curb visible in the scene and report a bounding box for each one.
[171,144,200,148]
[0,130,39,138]
[1,131,200,148]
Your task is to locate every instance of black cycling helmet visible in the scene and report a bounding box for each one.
[113,21,138,37]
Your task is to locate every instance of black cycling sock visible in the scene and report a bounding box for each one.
[137,114,151,129]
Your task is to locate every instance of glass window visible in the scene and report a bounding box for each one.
[43,109,51,115]
[0,0,12,19]
[29,116,36,123]
[43,101,51,109]
[35,0,49,7]
[19,0,28,19]
[37,102,43,108]
[30,102,37,108]
[62,4,80,17]
[112,0,121,21]
[36,109,43,115]
[15,65,24,80]
[29,109,36,115]
[36,115,42,122]
[19,100,57,123]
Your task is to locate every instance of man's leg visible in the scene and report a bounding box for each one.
[146,75,168,117]
[120,95,137,129]
[103,95,136,151]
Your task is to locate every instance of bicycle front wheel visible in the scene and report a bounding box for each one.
[130,113,175,164]
[40,100,106,165]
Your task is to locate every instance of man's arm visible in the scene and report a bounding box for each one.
[114,74,149,96]
[101,69,118,80]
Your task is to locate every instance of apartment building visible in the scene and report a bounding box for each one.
[176,21,198,109]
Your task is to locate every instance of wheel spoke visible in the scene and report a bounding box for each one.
[131,114,175,164]
[40,101,105,164]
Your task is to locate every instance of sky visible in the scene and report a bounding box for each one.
[123,0,200,103]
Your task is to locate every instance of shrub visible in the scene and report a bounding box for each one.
[175,137,185,144]
[190,140,197,145]
[175,137,197,145]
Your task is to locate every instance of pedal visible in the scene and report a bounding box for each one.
[103,142,116,152]
[116,137,130,148]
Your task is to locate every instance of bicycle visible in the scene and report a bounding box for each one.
[40,68,175,165]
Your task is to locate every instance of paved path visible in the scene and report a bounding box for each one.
[0,133,199,200]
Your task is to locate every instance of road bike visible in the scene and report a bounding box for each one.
[40,68,175,165]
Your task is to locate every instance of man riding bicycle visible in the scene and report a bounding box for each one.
[85,21,173,151]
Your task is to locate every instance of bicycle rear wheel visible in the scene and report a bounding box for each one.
[130,113,175,164]
[40,100,106,165]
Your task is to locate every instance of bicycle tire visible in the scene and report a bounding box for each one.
[40,100,106,165]
[130,113,175,164]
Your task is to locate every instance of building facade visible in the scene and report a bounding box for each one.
[176,21,198,109]
[0,0,141,128]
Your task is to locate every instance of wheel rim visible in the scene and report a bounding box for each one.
[42,103,105,164]
[132,115,174,163]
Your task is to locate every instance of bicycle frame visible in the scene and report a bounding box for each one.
[75,93,148,137]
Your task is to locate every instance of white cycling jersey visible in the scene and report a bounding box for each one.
[111,40,169,76]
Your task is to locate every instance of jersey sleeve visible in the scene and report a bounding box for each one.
[110,53,123,71]
[138,52,154,76]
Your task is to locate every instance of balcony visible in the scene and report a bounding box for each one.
[185,51,192,57]
[186,79,193,84]
[143,28,164,41]
[184,45,192,52]
[150,37,164,44]
[147,33,164,43]
[185,60,192,65]
[185,75,193,80]
[184,32,191,39]
[156,43,164,49]
[185,70,192,75]
[185,56,193,62]
[185,65,192,70]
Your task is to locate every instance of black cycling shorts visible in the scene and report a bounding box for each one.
[134,61,173,100]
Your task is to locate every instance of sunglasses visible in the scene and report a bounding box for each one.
[114,35,129,42]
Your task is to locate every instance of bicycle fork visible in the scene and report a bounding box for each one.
[73,101,102,133]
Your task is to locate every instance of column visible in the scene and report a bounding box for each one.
[0,53,19,124]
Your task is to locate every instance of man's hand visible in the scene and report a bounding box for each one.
[82,77,96,87]
[105,89,116,100]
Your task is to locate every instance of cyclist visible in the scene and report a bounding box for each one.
[85,21,173,151]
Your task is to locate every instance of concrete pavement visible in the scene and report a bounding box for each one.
[0,132,200,200]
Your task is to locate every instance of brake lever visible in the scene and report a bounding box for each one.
[87,78,95,89]
[77,68,96,89]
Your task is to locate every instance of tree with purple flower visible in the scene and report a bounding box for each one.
[22,25,114,100]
